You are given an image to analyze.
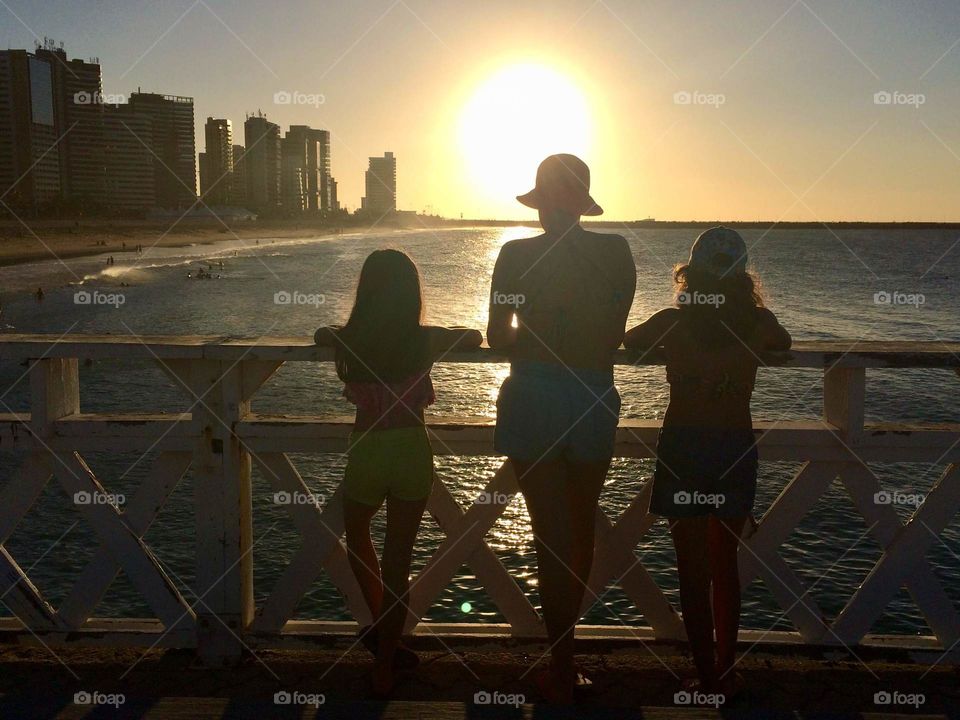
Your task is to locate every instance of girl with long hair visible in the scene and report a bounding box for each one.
[624,227,791,702]
[315,248,482,696]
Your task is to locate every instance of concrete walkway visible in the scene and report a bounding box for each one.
[0,639,954,718]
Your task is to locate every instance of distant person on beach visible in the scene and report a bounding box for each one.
[487,154,636,703]
[35,287,44,302]
[624,227,791,701]
[314,249,482,696]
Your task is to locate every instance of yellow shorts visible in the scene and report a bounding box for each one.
[343,425,434,506]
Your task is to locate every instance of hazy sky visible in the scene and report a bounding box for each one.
[3,0,959,220]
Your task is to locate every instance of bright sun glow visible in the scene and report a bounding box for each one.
[459,64,592,207]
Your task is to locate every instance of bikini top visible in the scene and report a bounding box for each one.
[665,368,754,400]
[343,372,436,430]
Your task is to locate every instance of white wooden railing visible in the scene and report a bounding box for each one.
[0,335,958,664]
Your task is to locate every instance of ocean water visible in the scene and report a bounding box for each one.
[0,225,958,635]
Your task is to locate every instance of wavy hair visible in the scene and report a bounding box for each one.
[673,263,765,348]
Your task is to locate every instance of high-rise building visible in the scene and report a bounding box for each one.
[103,103,155,213]
[281,133,308,213]
[38,46,106,211]
[243,113,281,212]
[0,47,63,214]
[201,117,233,206]
[230,144,247,206]
[128,91,197,209]
[361,151,396,215]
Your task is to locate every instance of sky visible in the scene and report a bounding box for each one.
[2,0,959,221]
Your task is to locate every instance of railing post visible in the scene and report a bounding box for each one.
[191,360,254,666]
[823,366,865,445]
[29,357,80,433]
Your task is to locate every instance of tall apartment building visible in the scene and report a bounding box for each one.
[361,151,396,215]
[243,113,281,212]
[200,117,234,206]
[280,133,308,213]
[103,103,155,213]
[0,47,63,214]
[128,91,197,209]
[231,144,247,206]
[38,47,106,210]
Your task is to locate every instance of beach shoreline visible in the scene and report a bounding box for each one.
[0,221,412,298]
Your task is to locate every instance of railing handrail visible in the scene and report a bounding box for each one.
[1,334,959,367]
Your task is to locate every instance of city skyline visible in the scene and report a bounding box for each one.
[2,2,960,220]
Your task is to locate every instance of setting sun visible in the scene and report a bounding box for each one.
[458,63,592,209]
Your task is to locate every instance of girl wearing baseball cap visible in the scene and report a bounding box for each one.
[624,227,791,701]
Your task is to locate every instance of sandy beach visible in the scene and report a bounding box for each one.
[0,219,381,297]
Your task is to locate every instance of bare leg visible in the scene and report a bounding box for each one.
[515,457,607,702]
[372,495,427,695]
[670,516,717,690]
[566,459,610,603]
[343,498,384,620]
[709,515,746,692]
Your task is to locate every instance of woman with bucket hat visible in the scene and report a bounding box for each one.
[487,154,637,703]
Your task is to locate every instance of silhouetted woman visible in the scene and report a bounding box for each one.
[624,227,791,701]
[487,155,636,703]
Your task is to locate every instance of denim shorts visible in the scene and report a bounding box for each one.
[494,360,620,464]
[648,426,758,519]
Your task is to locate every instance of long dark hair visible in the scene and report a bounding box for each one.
[334,249,430,383]
[673,263,765,348]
